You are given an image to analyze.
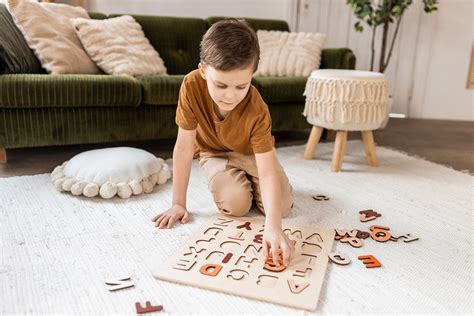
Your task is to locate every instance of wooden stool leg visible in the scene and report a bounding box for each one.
[361,131,379,167]
[331,131,347,172]
[304,126,324,160]
[0,148,7,164]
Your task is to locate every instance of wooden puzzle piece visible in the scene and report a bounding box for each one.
[328,252,351,265]
[312,194,329,201]
[173,259,196,271]
[399,233,419,242]
[257,274,279,288]
[228,230,245,241]
[236,221,252,230]
[358,255,382,268]
[105,276,135,291]
[222,252,233,264]
[227,269,249,281]
[369,225,391,242]
[293,268,312,279]
[356,230,370,239]
[335,229,357,240]
[340,236,363,248]
[359,209,382,222]
[253,234,263,244]
[287,279,310,294]
[199,263,223,276]
[264,249,286,272]
[135,301,163,314]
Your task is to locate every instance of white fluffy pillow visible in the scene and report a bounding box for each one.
[71,15,167,76]
[51,147,171,199]
[255,30,326,77]
[6,0,99,74]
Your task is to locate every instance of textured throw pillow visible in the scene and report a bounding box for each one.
[0,3,44,74]
[6,0,99,74]
[255,30,326,77]
[51,147,172,199]
[72,15,167,76]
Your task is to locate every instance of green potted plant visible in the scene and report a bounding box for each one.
[346,0,438,126]
[347,0,439,73]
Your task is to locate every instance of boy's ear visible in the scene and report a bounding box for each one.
[198,63,206,80]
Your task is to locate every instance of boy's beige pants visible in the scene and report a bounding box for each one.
[198,151,294,217]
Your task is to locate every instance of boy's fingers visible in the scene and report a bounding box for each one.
[262,242,269,260]
[154,215,165,227]
[152,213,162,222]
[158,216,169,229]
[153,214,164,225]
[181,211,190,223]
[271,243,280,266]
[167,215,179,229]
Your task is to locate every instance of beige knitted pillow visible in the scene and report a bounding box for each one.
[255,30,326,77]
[6,0,99,74]
[72,15,167,76]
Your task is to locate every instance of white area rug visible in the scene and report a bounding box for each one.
[1,141,472,314]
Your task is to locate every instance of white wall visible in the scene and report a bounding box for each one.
[297,0,473,121]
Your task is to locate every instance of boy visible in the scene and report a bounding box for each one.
[152,19,295,266]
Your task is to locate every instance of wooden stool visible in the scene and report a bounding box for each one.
[302,69,389,172]
[303,127,378,172]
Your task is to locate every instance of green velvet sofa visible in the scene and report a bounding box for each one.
[0,4,356,163]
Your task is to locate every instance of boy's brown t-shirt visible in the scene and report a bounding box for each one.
[175,69,274,155]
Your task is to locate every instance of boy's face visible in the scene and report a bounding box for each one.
[198,63,253,115]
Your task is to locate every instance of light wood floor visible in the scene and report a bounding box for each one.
[1,118,473,178]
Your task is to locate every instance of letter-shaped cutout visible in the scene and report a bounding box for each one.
[220,240,241,252]
[358,255,382,268]
[183,246,206,258]
[236,221,252,230]
[328,252,351,265]
[135,301,163,314]
[199,263,223,276]
[206,251,225,261]
[305,232,323,243]
[105,276,135,291]
[283,229,303,239]
[204,227,223,237]
[227,269,249,281]
[236,255,259,269]
[222,252,233,264]
[287,279,310,294]
[173,259,196,271]
[302,241,322,253]
[244,244,262,256]
[228,231,245,241]
[293,268,312,278]
[214,217,234,227]
[256,274,278,288]
[196,237,215,245]
[302,253,318,266]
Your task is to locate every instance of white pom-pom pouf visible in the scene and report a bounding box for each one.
[51,147,171,199]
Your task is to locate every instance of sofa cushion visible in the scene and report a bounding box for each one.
[0,4,44,74]
[0,74,141,109]
[252,76,307,104]
[110,14,207,75]
[136,75,184,105]
[207,16,290,32]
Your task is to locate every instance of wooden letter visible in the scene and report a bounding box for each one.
[199,263,223,276]
[135,301,163,314]
[358,255,382,268]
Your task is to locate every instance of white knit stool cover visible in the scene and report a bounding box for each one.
[303,69,389,131]
[302,69,389,172]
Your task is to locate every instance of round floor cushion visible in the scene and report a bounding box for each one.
[51,147,171,199]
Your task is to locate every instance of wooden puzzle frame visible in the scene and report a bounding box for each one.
[153,215,335,311]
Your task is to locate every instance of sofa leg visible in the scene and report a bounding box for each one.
[0,148,7,164]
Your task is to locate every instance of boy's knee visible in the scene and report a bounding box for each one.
[216,187,252,217]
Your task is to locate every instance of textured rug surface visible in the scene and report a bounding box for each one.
[0,141,472,314]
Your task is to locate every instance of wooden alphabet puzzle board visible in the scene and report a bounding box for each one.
[153,215,335,311]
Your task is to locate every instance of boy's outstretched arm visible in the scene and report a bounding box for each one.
[152,127,196,229]
[255,149,295,266]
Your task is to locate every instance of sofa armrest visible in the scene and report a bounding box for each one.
[320,48,356,70]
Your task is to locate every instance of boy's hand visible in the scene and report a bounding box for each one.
[262,225,295,266]
[152,204,191,229]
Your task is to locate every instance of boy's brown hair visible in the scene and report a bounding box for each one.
[200,18,260,72]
